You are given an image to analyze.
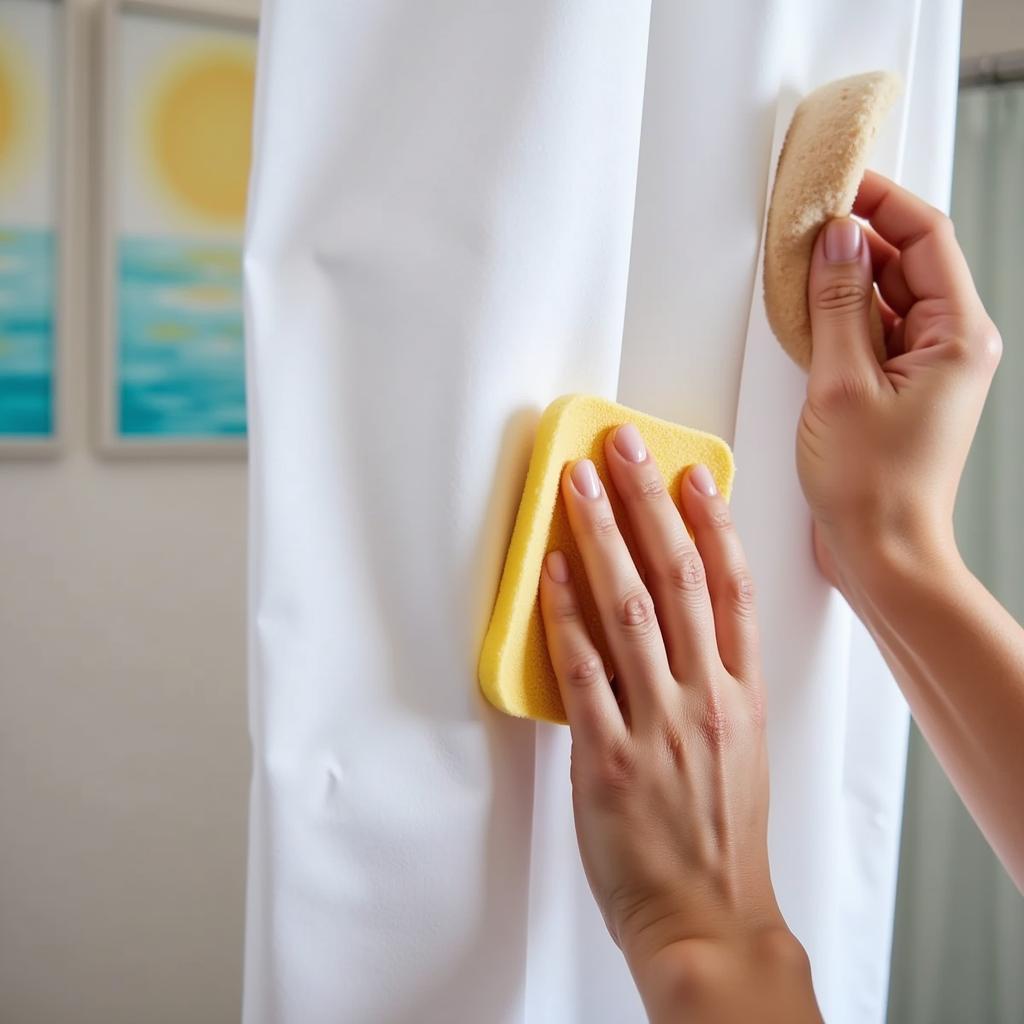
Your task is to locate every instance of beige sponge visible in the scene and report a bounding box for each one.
[764,70,902,369]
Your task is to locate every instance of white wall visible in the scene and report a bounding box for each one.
[0,1,257,1022]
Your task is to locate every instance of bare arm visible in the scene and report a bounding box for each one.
[799,170,1024,891]
[839,537,1024,888]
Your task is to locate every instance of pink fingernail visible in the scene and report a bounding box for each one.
[571,459,601,499]
[613,422,647,463]
[824,219,862,263]
[546,550,570,582]
[688,464,717,497]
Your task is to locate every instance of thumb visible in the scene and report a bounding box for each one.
[807,217,883,386]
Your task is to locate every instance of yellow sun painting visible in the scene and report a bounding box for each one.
[0,37,34,190]
[0,59,14,170]
[144,45,255,228]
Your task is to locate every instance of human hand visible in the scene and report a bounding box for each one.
[538,425,820,1022]
[798,169,1002,596]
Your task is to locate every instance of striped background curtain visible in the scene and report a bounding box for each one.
[888,79,1024,1023]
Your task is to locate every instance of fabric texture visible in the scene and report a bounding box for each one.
[242,3,962,1022]
[478,392,734,723]
[888,81,1024,1024]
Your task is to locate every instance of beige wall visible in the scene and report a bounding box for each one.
[961,0,1024,58]
[0,1,257,1022]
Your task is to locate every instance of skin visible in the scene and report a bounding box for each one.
[539,446,822,1022]
[800,171,1024,888]
[538,168,1024,1019]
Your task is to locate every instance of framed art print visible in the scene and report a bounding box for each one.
[99,0,256,455]
[0,0,65,455]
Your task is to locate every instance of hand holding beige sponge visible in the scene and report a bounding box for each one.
[764,70,902,369]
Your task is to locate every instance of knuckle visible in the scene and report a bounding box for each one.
[664,547,707,598]
[635,474,667,503]
[931,209,956,240]
[589,512,620,539]
[548,598,581,624]
[977,320,1003,371]
[941,336,976,368]
[814,279,872,315]
[725,569,756,613]
[807,372,872,414]
[698,690,731,751]
[660,723,688,771]
[565,651,606,690]
[616,587,659,638]
[708,505,732,531]
[592,738,637,800]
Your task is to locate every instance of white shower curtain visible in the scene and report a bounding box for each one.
[241,3,962,1021]
[888,80,1024,1024]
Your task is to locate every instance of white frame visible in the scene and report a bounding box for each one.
[97,0,256,457]
[0,0,70,458]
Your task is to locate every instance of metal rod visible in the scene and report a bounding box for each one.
[960,51,1024,87]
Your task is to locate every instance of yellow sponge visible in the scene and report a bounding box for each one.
[478,393,735,724]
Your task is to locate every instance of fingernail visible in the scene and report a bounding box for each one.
[824,219,862,263]
[571,459,601,499]
[613,422,647,463]
[688,464,717,497]
[546,550,570,582]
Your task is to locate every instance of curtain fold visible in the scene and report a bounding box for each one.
[888,81,1024,1024]
[242,3,961,1021]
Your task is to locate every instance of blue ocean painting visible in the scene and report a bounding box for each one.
[0,227,55,437]
[118,236,246,438]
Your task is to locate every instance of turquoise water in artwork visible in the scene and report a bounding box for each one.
[118,237,246,438]
[0,228,55,437]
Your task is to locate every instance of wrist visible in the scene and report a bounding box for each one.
[822,515,963,617]
[628,927,822,1024]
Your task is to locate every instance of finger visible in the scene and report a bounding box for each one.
[854,170,983,311]
[539,549,627,746]
[873,291,910,359]
[807,217,886,391]
[678,465,760,682]
[877,293,897,333]
[602,424,719,682]
[616,507,650,589]
[888,318,908,359]
[561,458,677,723]
[863,224,915,317]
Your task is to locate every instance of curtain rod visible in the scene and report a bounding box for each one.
[960,50,1024,87]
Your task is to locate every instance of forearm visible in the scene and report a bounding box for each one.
[627,929,823,1023]
[840,533,1024,890]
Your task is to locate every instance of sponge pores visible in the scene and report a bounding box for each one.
[478,393,734,724]
[763,70,902,370]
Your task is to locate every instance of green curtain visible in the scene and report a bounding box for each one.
[888,83,1024,1023]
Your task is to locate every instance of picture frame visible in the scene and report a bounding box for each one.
[0,0,69,457]
[97,0,257,457]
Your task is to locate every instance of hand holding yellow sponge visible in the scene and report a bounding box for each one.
[478,393,734,723]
